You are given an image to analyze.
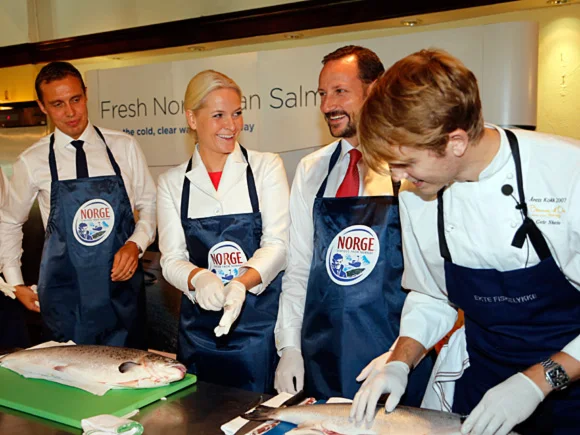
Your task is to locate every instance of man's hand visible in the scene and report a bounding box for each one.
[461,373,544,435]
[274,347,305,394]
[14,285,40,312]
[111,241,140,282]
[350,361,410,426]
[356,348,394,384]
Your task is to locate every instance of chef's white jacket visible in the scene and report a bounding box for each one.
[157,143,289,296]
[399,125,580,361]
[0,123,157,286]
[274,139,396,352]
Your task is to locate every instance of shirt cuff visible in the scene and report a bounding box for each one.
[3,267,24,286]
[275,327,301,353]
[237,266,265,295]
[562,335,580,362]
[127,232,151,258]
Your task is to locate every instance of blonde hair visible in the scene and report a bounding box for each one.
[184,70,242,138]
[359,49,485,174]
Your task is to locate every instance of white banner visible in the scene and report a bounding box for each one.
[86,21,538,178]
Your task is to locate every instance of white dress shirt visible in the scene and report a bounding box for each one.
[157,143,289,296]
[274,139,396,352]
[399,125,580,361]
[0,122,157,286]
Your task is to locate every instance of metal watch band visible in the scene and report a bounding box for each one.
[541,358,557,370]
[541,358,570,390]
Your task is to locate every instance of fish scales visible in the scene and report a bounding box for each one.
[244,403,520,435]
[0,345,186,389]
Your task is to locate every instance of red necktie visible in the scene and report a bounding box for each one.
[336,149,362,198]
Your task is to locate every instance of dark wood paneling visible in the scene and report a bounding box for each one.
[0,0,513,68]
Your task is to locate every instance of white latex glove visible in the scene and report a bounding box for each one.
[356,347,395,384]
[461,373,544,435]
[189,269,225,311]
[274,347,305,394]
[350,361,410,425]
[0,276,16,299]
[214,280,246,337]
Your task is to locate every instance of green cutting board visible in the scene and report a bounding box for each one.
[0,367,196,429]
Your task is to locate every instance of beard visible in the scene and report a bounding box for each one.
[325,110,357,139]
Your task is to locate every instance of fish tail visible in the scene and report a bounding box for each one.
[243,405,278,421]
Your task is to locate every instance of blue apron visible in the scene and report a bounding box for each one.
[439,130,580,434]
[301,141,433,401]
[37,128,147,348]
[176,145,281,393]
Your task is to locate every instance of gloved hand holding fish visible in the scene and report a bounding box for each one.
[0,344,186,396]
[244,402,521,435]
[351,360,410,425]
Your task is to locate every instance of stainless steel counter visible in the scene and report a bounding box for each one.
[0,381,270,435]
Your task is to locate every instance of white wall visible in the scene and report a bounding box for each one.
[0,0,307,46]
[0,2,29,46]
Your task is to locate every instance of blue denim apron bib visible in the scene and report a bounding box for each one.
[176,146,281,393]
[439,130,580,434]
[301,141,433,401]
[38,127,147,348]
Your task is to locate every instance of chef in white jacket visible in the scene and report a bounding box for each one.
[350,49,580,435]
[157,69,290,393]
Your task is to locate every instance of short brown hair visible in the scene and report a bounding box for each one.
[35,62,86,102]
[359,48,485,173]
[322,45,385,85]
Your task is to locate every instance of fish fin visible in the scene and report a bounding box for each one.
[243,405,278,421]
[118,361,141,373]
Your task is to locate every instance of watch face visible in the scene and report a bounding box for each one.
[547,366,569,389]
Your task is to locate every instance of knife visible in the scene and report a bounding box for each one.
[233,389,308,435]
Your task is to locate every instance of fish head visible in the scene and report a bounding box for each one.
[141,354,187,383]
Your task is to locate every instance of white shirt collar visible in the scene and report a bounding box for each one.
[478,124,513,181]
[53,121,103,150]
[339,138,356,162]
[189,141,246,172]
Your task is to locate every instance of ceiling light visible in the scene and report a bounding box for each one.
[187,46,207,52]
[402,19,422,27]
[284,33,304,40]
[0,106,14,111]
[547,0,570,4]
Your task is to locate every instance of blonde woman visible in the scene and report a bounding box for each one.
[157,70,289,393]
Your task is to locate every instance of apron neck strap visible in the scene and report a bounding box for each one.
[437,129,551,262]
[316,141,342,198]
[437,187,452,262]
[315,141,399,198]
[504,129,551,259]
[239,145,259,213]
[94,127,122,177]
[181,144,259,220]
[48,126,121,181]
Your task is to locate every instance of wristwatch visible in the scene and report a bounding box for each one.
[541,358,570,391]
